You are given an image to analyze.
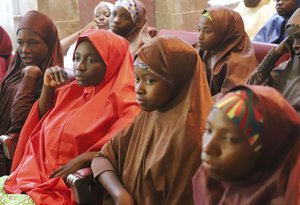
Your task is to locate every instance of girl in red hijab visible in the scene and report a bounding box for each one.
[193,85,300,205]
[1,29,140,205]
[0,26,12,83]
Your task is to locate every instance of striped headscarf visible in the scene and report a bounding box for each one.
[214,88,264,152]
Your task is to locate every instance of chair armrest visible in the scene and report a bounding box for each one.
[0,133,19,160]
[67,168,103,205]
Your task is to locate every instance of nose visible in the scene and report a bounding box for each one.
[293,39,300,50]
[74,59,86,72]
[135,81,145,94]
[202,132,221,157]
[112,15,120,24]
[20,43,31,53]
[198,30,204,41]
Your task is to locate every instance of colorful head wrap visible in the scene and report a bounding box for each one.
[134,57,173,87]
[115,0,139,22]
[201,10,212,22]
[214,88,264,152]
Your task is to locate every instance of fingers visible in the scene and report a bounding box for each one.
[44,66,69,87]
[49,166,64,178]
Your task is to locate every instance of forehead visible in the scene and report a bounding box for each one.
[199,16,213,27]
[113,6,131,16]
[17,28,42,40]
[208,108,241,134]
[75,40,98,54]
[286,25,300,35]
[95,4,110,13]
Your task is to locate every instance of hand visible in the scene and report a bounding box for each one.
[275,38,293,56]
[115,189,134,205]
[44,66,68,87]
[22,65,43,78]
[84,20,98,30]
[49,153,88,181]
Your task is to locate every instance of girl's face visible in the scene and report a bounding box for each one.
[197,17,217,51]
[286,25,300,58]
[202,108,261,182]
[73,40,106,87]
[110,6,135,36]
[17,28,48,67]
[94,4,111,29]
[134,65,173,112]
[275,0,297,18]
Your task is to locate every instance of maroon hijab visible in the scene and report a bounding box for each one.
[0,26,12,82]
[0,10,63,134]
[193,85,300,205]
[200,7,258,98]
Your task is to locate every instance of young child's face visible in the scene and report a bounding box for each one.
[201,108,261,182]
[110,6,135,37]
[286,25,300,58]
[134,65,173,112]
[17,28,48,67]
[275,0,297,18]
[197,17,217,51]
[73,40,106,87]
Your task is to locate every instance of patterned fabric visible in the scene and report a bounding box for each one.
[134,58,173,87]
[201,10,212,22]
[214,89,264,152]
[115,0,139,22]
[0,176,35,205]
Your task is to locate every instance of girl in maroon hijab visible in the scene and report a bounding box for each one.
[193,85,300,205]
[0,10,63,175]
[197,7,258,101]
[0,26,12,83]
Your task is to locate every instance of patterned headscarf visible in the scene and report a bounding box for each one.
[115,0,139,23]
[201,10,212,22]
[214,88,264,152]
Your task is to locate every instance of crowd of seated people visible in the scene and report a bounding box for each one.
[0,0,299,204]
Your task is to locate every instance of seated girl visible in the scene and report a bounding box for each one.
[248,8,300,114]
[193,85,300,205]
[110,0,151,57]
[0,26,12,83]
[1,30,140,205]
[62,1,114,70]
[197,7,258,101]
[0,10,63,175]
[91,36,213,205]
[253,0,298,44]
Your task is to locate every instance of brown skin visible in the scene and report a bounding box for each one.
[197,17,217,51]
[243,0,261,7]
[110,6,135,37]
[17,28,48,67]
[285,25,300,58]
[39,40,106,181]
[202,108,261,182]
[134,64,174,112]
[275,0,297,18]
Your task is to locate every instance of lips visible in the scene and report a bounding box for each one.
[75,75,86,81]
[136,97,146,105]
[21,56,34,64]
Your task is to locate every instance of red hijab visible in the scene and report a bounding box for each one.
[0,26,12,82]
[199,7,258,98]
[193,85,300,205]
[5,30,141,205]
